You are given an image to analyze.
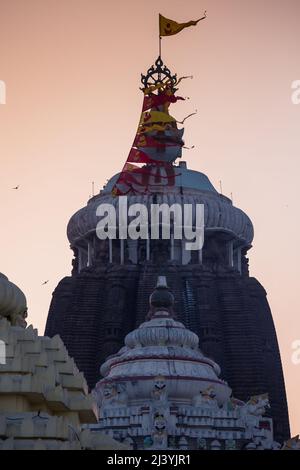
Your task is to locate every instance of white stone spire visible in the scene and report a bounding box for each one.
[92,277,278,450]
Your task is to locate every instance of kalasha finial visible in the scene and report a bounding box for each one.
[141,57,178,92]
[148,276,175,317]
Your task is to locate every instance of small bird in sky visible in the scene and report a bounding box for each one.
[12,185,20,190]
[42,280,49,285]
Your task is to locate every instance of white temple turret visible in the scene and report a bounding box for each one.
[0,274,128,450]
[92,277,279,450]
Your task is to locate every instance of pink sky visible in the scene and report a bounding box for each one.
[0,0,299,434]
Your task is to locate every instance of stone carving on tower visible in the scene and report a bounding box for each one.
[151,375,168,403]
[192,386,219,409]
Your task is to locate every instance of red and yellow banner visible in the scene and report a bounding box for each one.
[140,110,176,126]
[127,148,154,164]
[142,90,184,112]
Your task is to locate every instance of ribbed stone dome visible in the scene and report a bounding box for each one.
[98,302,230,405]
[125,318,199,350]
[0,273,27,319]
[67,166,254,247]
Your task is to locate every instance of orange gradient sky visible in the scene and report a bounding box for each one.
[0,0,299,434]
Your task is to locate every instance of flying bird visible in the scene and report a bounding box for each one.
[12,185,20,190]
[42,280,49,285]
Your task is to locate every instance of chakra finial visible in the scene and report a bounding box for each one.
[141,57,178,92]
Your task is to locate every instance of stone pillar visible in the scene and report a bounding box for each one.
[182,239,191,265]
[109,239,113,264]
[199,248,203,265]
[87,241,93,267]
[170,234,175,261]
[146,235,150,261]
[78,249,83,272]
[237,247,242,274]
[174,239,181,262]
[80,250,88,270]
[120,239,125,265]
[228,241,234,268]
[127,240,138,264]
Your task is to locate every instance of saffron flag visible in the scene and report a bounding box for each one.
[159,13,206,37]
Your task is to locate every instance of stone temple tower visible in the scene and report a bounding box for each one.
[45,57,290,442]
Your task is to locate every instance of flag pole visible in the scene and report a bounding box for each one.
[158,14,162,59]
[158,35,162,82]
[158,14,162,81]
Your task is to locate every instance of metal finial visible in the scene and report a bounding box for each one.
[141,57,178,92]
